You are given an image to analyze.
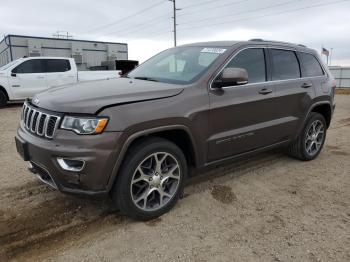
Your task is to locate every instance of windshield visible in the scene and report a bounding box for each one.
[0,59,20,71]
[128,46,227,84]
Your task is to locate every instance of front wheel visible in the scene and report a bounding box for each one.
[0,89,7,107]
[112,137,187,220]
[287,112,327,161]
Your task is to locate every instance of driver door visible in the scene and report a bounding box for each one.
[208,47,278,161]
[9,59,47,99]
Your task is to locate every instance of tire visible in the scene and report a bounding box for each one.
[287,112,327,161]
[0,89,7,107]
[112,137,187,220]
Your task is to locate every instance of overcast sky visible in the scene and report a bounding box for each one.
[1,0,350,65]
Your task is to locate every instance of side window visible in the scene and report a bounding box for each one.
[226,48,266,83]
[298,53,324,77]
[271,49,300,80]
[12,59,44,74]
[45,59,71,73]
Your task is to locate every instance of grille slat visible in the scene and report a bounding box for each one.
[24,107,30,126]
[31,112,40,132]
[27,109,34,129]
[21,102,60,139]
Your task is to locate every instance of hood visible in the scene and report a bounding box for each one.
[33,78,184,114]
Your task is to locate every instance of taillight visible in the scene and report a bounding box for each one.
[332,80,336,98]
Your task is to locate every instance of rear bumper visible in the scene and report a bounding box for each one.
[16,123,123,197]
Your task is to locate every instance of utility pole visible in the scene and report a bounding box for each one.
[169,0,179,47]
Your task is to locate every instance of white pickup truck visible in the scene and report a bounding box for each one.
[0,57,120,106]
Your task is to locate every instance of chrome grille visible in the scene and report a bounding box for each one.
[21,102,61,139]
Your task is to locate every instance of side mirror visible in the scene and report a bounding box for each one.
[213,68,248,88]
[11,72,17,77]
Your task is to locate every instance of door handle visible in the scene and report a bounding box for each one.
[36,76,45,79]
[259,88,272,95]
[301,83,312,88]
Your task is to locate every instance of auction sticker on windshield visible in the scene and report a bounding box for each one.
[201,48,226,54]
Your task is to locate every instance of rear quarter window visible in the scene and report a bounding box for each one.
[298,52,324,77]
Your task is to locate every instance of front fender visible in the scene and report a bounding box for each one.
[105,124,199,192]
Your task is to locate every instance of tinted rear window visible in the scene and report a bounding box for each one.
[226,48,266,83]
[45,59,71,73]
[271,49,300,81]
[298,53,324,77]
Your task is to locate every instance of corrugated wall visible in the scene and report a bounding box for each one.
[0,35,128,69]
[329,67,350,88]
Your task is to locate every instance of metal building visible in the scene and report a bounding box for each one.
[0,34,128,70]
[329,66,350,88]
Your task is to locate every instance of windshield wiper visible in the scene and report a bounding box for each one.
[133,76,159,82]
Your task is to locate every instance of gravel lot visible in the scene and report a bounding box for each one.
[0,95,349,262]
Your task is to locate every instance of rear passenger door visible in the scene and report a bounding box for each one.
[45,59,76,88]
[297,52,327,95]
[270,48,315,140]
[208,47,278,161]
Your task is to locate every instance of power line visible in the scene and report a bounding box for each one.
[180,0,246,10]
[83,0,167,34]
[179,0,349,31]
[178,0,248,17]
[179,0,299,25]
[83,0,348,43]
[102,13,171,37]
[98,0,246,37]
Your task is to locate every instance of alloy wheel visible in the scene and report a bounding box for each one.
[130,152,181,211]
[305,120,325,156]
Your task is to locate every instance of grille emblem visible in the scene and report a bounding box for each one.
[32,97,39,105]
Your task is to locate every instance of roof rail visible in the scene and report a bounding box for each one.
[249,38,307,47]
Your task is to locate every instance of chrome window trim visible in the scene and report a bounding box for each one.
[209,46,327,91]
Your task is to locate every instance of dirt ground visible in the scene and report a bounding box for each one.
[0,95,349,262]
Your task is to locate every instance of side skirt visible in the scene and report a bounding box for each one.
[204,140,290,167]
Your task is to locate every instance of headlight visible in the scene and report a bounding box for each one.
[61,116,109,135]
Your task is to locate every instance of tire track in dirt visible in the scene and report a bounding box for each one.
[0,180,55,202]
[0,184,125,261]
[0,152,283,261]
[0,141,342,260]
[187,151,285,195]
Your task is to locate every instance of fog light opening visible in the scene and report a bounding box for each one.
[57,158,85,172]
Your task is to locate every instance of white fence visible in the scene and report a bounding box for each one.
[329,66,350,88]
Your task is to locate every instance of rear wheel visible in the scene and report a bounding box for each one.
[0,89,7,107]
[112,137,187,220]
[287,112,327,161]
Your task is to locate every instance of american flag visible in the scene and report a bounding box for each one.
[321,47,329,56]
